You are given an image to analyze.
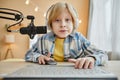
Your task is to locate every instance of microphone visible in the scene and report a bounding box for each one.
[20,26,47,39]
[20,15,47,39]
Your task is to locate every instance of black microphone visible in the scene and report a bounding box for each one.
[20,26,47,34]
[20,15,47,39]
[20,26,47,39]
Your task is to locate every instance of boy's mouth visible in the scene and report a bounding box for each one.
[59,30,68,32]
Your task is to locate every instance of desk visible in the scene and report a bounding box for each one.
[0,59,120,80]
[105,61,120,80]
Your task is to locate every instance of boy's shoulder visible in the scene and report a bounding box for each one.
[70,32,88,42]
[74,32,82,36]
[72,32,84,38]
[38,32,55,40]
[44,32,54,37]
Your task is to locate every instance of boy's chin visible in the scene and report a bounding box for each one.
[55,33,70,39]
[56,35,67,39]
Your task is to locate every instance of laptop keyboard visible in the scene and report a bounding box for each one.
[6,63,116,78]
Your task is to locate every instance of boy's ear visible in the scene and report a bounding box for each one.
[45,4,55,30]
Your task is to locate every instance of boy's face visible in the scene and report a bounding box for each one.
[51,8,73,38]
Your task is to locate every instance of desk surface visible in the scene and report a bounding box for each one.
[0,59,120,80]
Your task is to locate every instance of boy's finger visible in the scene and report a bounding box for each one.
[41,58,45,64]
[44,56,50,61]
[68,59,77,63]
[89,61,94,69]
[47,52,51,57]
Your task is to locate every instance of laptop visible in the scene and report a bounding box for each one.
[3,63,118,80]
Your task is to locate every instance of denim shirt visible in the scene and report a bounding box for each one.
[25,32,108,66]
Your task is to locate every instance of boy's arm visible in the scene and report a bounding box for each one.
[79,33,108,66]
[84,44,108,66]
[25,38,42,62]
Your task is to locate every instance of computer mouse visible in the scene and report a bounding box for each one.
[45,60,57,65]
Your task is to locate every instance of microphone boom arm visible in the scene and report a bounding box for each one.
[0,8,47,39]
[0,8,24,32]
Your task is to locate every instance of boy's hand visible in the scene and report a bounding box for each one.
[68,57,95,69]
[38,53,54,64]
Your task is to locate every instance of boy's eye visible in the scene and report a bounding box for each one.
[55,19,60,22]
[66,18,71,22]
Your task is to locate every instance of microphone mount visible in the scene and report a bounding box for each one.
[26,15,35,39]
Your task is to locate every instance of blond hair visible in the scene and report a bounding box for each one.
[46,2,79,32]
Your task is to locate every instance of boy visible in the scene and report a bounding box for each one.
[25,2,108,69]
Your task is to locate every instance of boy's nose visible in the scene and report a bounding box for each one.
[61,21,66,27]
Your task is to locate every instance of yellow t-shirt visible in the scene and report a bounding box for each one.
[53,38,64,62]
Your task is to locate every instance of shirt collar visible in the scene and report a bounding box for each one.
[47,31,76,41]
